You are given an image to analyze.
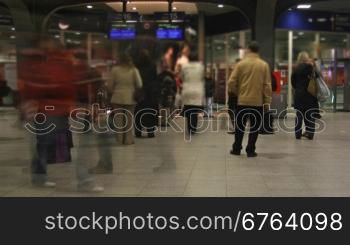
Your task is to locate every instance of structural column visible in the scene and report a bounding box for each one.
[252,0,278,68]
[198,12,206,62]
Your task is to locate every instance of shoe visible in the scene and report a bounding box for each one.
[189,130,197,135]
[89,165,113,175]
[302,133,314,140]
[247,152,258,158]
[33,181,56,188]
[230,150,241,156]
[296,137,301,140]
[227,131,235,135]
[148,133,155,138]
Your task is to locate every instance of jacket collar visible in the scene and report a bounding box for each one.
[245,53,260,59]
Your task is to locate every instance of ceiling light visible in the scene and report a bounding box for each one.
[87,5,93,9]
[317,18,327,22]
[297,4,311,9]
[132,7,137,10]
[344,39,348,42]
[10,35,16,39]
[298,32,304,36]
[173,7,177,10]
[321,37,326,41]
[218,4,224,8]
[11,27,15,31]
[76,32,81,35]
[54,35,60,39]
[58,21,70,30]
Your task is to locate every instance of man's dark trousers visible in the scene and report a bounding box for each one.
[233,106,263,154]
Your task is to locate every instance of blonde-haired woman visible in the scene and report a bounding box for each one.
[109,52,143,145]
[291,51,319,140]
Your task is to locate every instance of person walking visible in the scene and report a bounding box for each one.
[204,71,215,118]
[228,42,272,157]
[292,52,319,140]
[109,52,143,145]
[134,49,159,138]
[180,53,205,135]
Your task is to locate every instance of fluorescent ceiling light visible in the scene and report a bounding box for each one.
[218,4,224,8]
[87,5,93,9]
[297,4,311,9]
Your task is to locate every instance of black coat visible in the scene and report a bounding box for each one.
[291,63,319,110]
[137,63,159,109]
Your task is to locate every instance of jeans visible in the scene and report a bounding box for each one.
[32,132,94,185]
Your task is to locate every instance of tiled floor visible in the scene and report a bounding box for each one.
[0,110,350,197]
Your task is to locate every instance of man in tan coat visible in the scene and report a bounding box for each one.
[228,41,272,157]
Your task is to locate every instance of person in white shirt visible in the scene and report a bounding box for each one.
[180,52,205,135]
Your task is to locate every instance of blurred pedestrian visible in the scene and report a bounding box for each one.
[109,52,143,145]
[134,49,159,138]
[180,52,205,135]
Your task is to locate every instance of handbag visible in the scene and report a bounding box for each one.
[307,72,318,98]
[315,71,331,102]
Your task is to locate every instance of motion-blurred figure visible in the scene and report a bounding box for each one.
[109,52,143,145]
[180,53,205,135]
[227,58,241,134]
[134,49,159,138]
[19,37,103,191]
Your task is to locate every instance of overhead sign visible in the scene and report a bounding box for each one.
[335,14,350,32]
[109,12,140,22]
[277,10,333,32]
[278,10,350,33]
[0,15,13,25]
[154,12,186,22]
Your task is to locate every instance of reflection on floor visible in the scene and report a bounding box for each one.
[0,111,350,197]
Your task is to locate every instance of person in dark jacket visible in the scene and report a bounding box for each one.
[260,71,277,135]
[292,51,319,140]
[134,49,159,138]
[227,58,241,134]
[204,72,215,118]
